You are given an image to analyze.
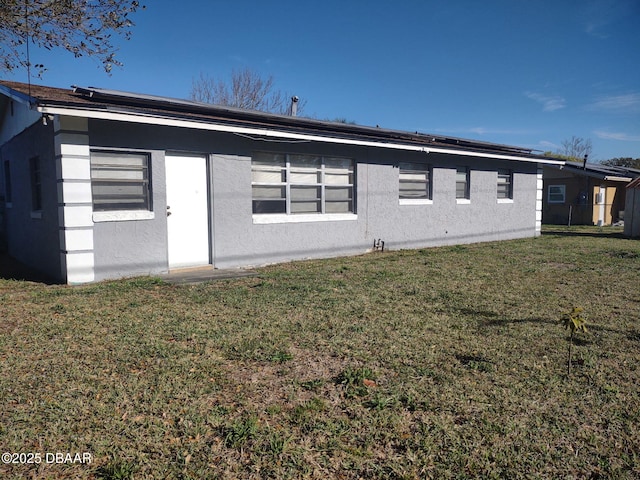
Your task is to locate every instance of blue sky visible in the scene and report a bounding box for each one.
[5,0,640,160]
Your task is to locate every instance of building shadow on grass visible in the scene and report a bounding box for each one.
[542,228,627,239]
[454,307,556,328]
[0,253,58,284]
[479,313,640,346]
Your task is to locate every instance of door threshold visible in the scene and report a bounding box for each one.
[168,264,214,274]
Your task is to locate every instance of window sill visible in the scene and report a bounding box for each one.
[456,199,471,205]
[497,198,514,204]
[93,210,155,222]
[400,199,433,206]
[30,211,42,219]
[253,213,357,224]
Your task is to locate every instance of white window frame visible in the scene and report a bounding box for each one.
[456,166,470,204]
[548,184,566,204]
[251,152,356,222]
[90,150,152,218]
[399,162,432,205]
[497,169,514,203]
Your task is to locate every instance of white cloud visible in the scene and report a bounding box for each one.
[594,130,640,142]
[525,92,566,112]
[538,140,559,150]
[588,93,640,113]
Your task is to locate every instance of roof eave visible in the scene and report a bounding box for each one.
[604,176,633,182]
[0,83,37,106]
[36,103,564,165]
[560,164,632,182]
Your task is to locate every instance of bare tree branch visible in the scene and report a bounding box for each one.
[558,136,592,161]
[190,68,305,115]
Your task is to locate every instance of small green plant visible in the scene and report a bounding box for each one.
[335,366,376,398]
[263,431,289,457]
[300,378,325,391]
[561,306,588,376]
[364,393,397,410]
[223,415,258,448]
[269,350,293,363]
[96,458,137,480]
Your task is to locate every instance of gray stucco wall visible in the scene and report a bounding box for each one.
[87,119,541,277]
[0,121,62,280]
[90,149,169,281]
[211,148,538,268]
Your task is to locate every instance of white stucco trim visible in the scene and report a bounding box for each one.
[38,106,565,166]
[58,181,92,204]
[59,205,93,227]
[56,156,91,179]
[63,252,95,284]
[92,211,155,222]
[535,167,543,235]
[61,228,94,251]
[54,116,95,283]
[253,213,357,224]
[399,199,433,205]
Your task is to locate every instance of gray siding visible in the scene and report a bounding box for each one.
[0,121,62,280]
[87,119,540,276]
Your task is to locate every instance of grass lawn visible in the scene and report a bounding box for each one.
[1,226,639,479]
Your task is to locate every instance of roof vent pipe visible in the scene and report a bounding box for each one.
[582,154,588,170]
[290,96,299,116]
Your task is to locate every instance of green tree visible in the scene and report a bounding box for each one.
[0,0,144,75]
[600,157,640,169]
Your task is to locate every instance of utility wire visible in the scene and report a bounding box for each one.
[25,0,32,99]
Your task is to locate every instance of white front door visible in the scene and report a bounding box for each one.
[165,154,210,269]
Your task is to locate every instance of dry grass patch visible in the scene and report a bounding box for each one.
[1,226,639,479]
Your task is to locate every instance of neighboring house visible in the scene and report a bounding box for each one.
[542,161,640,226]
[0,81,562,284]
[625,177,640,238]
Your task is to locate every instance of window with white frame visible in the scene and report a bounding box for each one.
[497,169,513,199]
[548,185,566,204]
[456,166,470,200]
[251,152,354,215]
[399,162,431,201]
[90,151,151,211]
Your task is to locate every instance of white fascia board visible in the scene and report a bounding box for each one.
[38,105,564,166]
